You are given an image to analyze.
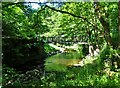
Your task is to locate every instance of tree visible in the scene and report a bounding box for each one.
[94,1,118,49]
[2,1,120,70]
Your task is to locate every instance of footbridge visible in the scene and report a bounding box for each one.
[42,36,99,56]
[42,36,89,44]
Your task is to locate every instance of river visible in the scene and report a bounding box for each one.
[44,52,82,72]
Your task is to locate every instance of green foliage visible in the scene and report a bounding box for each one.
[2,2,119,44]
[100,44,111,61]
[2,2,49,39]
[99,43,120,71]
[100,43,119,61]
[2,1,120,87]
[77,45,84,57]
[44,44,57,54]
[2,65,19,86]
[2,58,120,87]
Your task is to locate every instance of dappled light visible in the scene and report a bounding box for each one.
[2,1,120,87]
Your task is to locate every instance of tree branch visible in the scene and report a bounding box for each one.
[3,2,100,34]
[45,5,99,30]
[2,2,25,8]
[3,2,99,29]
[45,5,86,20]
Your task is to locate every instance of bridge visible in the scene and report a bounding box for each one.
[41,36,99,56]
[42,36,89,44]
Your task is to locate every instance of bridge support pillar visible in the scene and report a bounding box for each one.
[89,45,94,56]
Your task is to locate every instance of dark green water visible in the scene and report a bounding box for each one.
[45,52,82,72]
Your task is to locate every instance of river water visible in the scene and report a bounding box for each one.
[44,52,82,72]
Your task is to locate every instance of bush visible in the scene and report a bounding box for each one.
[44,44,56,54]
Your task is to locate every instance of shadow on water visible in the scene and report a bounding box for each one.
[44,52,82,72]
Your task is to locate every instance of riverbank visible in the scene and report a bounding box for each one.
[2,55,120,87]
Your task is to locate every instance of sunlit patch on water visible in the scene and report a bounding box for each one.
[45,52,82,72]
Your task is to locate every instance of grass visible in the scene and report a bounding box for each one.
[2,56,120,87]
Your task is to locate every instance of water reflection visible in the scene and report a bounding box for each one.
[45,52,82,72]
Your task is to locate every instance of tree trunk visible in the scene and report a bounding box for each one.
[94,1,120,70]
[98,16,112,46]
[94,1,120,49]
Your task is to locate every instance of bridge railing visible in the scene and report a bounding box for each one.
[42,36,89,44]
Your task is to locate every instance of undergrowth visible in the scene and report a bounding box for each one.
[2,57,120,88]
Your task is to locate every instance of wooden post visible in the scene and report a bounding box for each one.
[89,44,94,56]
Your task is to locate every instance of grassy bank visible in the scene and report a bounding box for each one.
[2,57,120,87]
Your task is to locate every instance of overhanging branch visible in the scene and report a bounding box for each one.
[2,2,25,8]
[3,2,100,31]
[45,5,99,30]
[45,5,86,20]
